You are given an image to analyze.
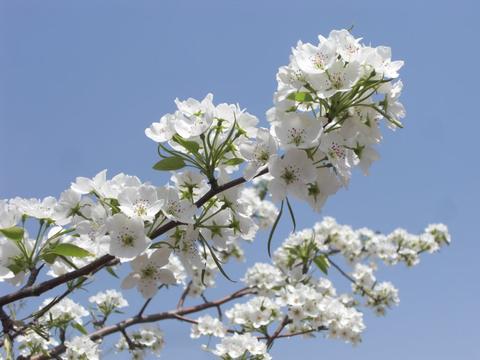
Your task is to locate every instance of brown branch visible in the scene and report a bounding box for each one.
[2,168,268,310]
[0,256,118,307]
[3,168,270,356]
[149,167,268,239]
[259,327,326,341]
[266,316,290,348]
[31,287,254,360]
[176,281,192,309]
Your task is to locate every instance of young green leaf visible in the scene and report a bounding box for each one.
[153,157,186,171]
[0,226,24,242]
[222,158,244,166]
[313,255,330,275]
[173,136,200,154]
[287,91,314,103]
[106,266,119,278]
[71,321,88,335]
[286,197,296,232]
[267,200,284,257]
[46,243,92,258]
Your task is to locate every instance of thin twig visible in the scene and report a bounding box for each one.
[177,281,192,309]
[266,316,290,348]
[31,287,254,360]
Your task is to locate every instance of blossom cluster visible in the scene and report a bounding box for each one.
[188,217,450,355]
[0,29,450,360]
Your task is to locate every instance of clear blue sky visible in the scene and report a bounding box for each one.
[1,0,478,359]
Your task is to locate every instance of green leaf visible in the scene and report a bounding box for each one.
[71,321,88,335]
[286,197,296,232]
[287,92,314,103]
[222,158,244,166]
[106,266,119,278]
[199,234,235,282]
[153,157,186,171]
[173,136,200,154]
[267,200,284,257]
[46,243,92,258]
[313,255,330,275]
[41,253,58,264]
[0,226,24,242]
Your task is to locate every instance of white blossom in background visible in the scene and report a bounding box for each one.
[38,298,89,325]
[17,331,58,357]
[63,336,100,360]
[213,333,271,360]
[89,289,128,314]
[191,315,226,338]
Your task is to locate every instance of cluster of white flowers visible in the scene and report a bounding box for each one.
[38,298,89,326]
[17,331,58,357]
[266,29,404,208]
[226,296,280,330]
[115,326,164,359]
[191,315,226,338]
[63,336,100,360]
[89,289,128,315]
[190,216,449,353]
[0,29,451,360]
[212,333,271,360]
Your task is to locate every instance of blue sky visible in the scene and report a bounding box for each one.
[1,0,479,359]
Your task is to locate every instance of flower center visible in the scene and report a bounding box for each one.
[141,264,158,279]
[281,165,300,184]
[120,233,135,247]
[287,128,306,146]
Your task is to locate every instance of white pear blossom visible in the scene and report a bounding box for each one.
[239,128,278,180]
[173,93,215,138]
[105,213,151,260]
[39,297,88,325]
[213,333,271,360]
[89,289,128,312]
[268,149,316,202]
[270,111,324,149]
[157,187,196,224]
[191,315,226,338]
[145,113,177,143]
[122,248,176,299]
[0,200,20,229]
[118,184,164,221]
[63,336,100,360]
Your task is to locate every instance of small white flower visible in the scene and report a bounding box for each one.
[268,149,316,202]
[122,248,176,299]
[271,111,324,149]
[64,336,100,360]
[89,289,128,311]
[118,185,164,221]
[213,333,271,359]
[191,315,226,338]
[239,128,278,180]
[145,113,176,143]
[309,60,360,98]
[157,187,196,224]
[173,93,215,138]
[306,168,341,212]
[105,213,151,260]
[39,298,88,325]
[0,200,20,229]
[292,40,337,74]
[71,169,108,196]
